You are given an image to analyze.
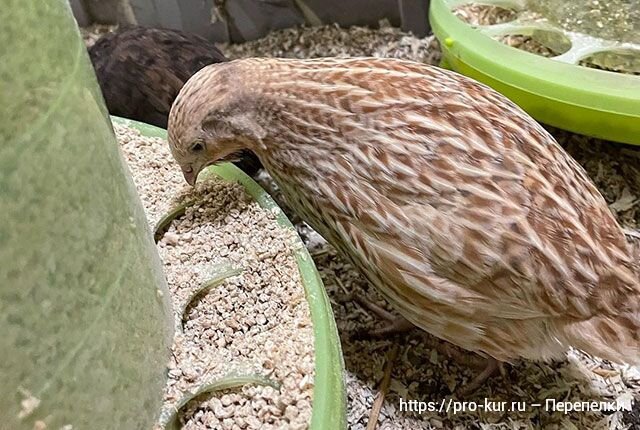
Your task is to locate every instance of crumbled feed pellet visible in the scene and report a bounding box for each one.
[114,124,189,227]
[226,26,640,430]
[116,123,315,429]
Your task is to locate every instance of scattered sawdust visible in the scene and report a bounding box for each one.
[116,123,314,429]
[498,33,563,57]
[221,21,441,66]
[551,126,640,229]
[452,4,518,26]
[227,24,640,430]
[312,246,640,430]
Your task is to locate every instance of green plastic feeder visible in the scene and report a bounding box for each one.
[113,117,347,430]
[0,2,173,429]
[429,0,640,145]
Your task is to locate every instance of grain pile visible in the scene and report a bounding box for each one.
[225,24,640,430]
[116,124,189,227]
[115,123,315,430]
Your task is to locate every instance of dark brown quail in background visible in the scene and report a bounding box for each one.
[89,26,261,175]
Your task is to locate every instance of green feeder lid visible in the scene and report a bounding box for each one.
[429,0,640,145]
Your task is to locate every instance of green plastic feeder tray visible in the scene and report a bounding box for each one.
[1,3,173,429]
[112,117,347,430]
[429,0,640,145]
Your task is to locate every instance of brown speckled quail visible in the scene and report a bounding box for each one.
[167,57,640,388]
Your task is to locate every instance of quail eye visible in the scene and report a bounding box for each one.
[191,142,204,152]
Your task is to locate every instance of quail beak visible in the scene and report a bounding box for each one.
[182,153,235,186]
[181,164,197,186]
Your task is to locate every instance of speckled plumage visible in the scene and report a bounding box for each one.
[167,57,640,364]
